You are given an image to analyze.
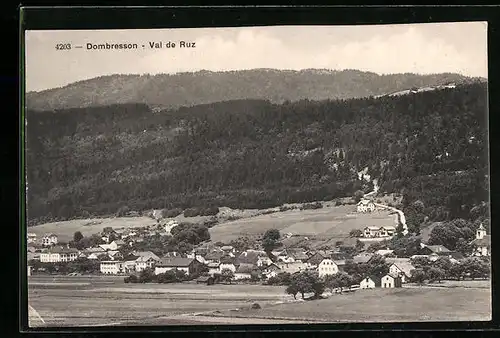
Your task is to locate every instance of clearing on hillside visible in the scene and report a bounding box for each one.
[209,204,397,243]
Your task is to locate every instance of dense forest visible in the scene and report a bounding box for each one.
[26,69,480,111]
[26,82,489,228]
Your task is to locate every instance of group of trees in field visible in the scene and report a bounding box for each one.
[26,83,488,228]
[409,256,490,283]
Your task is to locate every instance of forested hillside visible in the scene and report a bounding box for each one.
[26,83,489,229]
[26,69,479,111]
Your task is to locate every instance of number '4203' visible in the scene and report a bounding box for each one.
[55,43,71,50]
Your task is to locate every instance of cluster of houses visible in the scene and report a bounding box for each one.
[356,199,376,213]
[27,221,491,287]
[362,226,397,238]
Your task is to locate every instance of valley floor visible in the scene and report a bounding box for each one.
[27,276,491,327]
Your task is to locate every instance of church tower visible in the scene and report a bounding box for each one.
[476,223,486,240]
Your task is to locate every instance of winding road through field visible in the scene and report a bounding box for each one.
[364,177,409,235]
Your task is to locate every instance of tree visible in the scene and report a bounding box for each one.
[432,257,452,277]
[289,270,324,299]
[353,190,364,203]
[411,256,431,269]
[426,267,445,283]
[73,231,84,243]
[286,284,299,299]
[349,229,363,238]
[410,268,426,284]
[221,268,234,284]
[355,239,364,252]
[461,257,490,280]
[116,205,130,217]
[262,229,281,252]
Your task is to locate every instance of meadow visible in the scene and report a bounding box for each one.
[209,204,397,244]
[27,276,290,327]
[212,286,492,323]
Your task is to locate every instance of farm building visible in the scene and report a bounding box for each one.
[234,263,258,280]
[381,273,402,288]
[388,261,415,283]
[135,256,157,272]
[360,275,381,289]
[357,200,375,213]
[363,226,396,238]
[278,261,307,274]
[318,259,339,277]
[196,276,215,285]
[154,257,204,276]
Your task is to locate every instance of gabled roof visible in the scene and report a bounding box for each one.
[50,246,78,254]
[306,252,326,265]
[236,263,256,274]
[385,258,411,265]
[384,273,401,280]
[132,251,160,260]
[390,261,415,277]
[157,258,195,267]
[375,249,394,256]
[471,235,491,247]
[207,262,221,268]
[136,255,156,263]
[357,199,373,206]
[205,251,225,260]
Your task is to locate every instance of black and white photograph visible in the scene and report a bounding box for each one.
[24,22,491,327]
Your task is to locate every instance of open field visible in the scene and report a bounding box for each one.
[28,214,211,243]
[28,217,158,242]
[27,276,290,327]
[209,204,397,243]
[212,286,491,323]
[27,276,491,327]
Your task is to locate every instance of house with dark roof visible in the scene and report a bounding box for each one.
[360,275,381,289]
[234,263,259,280]
[261,263,281,278]
[154,257,203,276]
[305,252,326,268]
[419,245,450,255]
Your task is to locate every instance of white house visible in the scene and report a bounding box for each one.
[378,226,396,237]
[360,275,381,289]
[219,262,237,273]
[135,256,157,272]
[207,262,221,275]
[357,200,375,213]
[381,273,402,288]
[42,234,58,246]
[470,223,491,257]
[389,262,415,283]
[40,247,78,263]
[317,259,339,278]
[100,261,125,275]
[363,226,381,238]
[27,265,32,277]
[27,233,37,244]
[375,249,394,257]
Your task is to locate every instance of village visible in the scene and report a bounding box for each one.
[26,198,491,297]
